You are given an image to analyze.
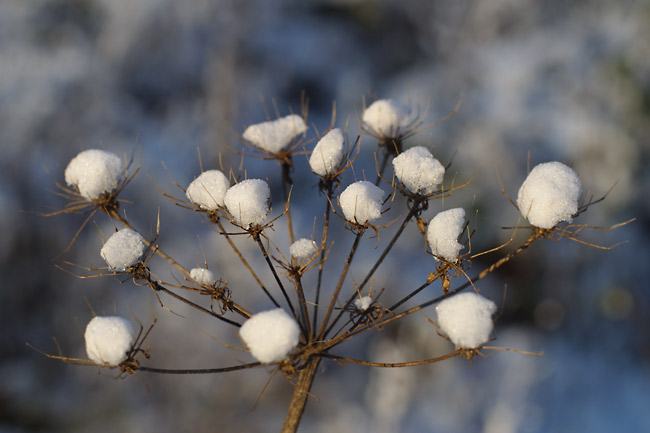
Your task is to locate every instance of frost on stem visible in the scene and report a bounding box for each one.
[290,238,317,260]
[190,267,217,285]
[392,146,445,195]
[517,161,582,229]
[64,149,124,200]
[339,181,385,225]
[84,316,135,366]
[239,308,300,363]
[186,170,229,210]
[435,292,497,349]
[427,208,466,262]
[362,99,416,138]
[224,179,271,229]
[242,114,307,154]
[100,228,146,271]
[309,128,345,177]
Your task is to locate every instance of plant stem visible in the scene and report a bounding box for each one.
[281,357,321,433]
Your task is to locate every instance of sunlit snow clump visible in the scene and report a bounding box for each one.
[100,228,146,271]
[435,292,496,349]
[239,308,300,363]
[243,114,307,154]
[290,238,317,260]
[427,208,466,262]
[393,146,445,195]
[84,316,135,366]
[65,149,123,200]
[186,170,229,210]
[224,179,271,228]
[362,99,415,137]
[309,128,345,177]
[339,181,385,225]
[190,267,216,285]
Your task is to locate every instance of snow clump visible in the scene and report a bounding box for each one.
[517,161,582,229]
[190,267,216,285]
[435,292,497,349]
[362,99,416,137]
[290,238,318,260]
[354,296,373,312]
[242,114,307,154]
[84,316,135,366]
[239,308,300,363]
[427,208,466,262]
[309,128,345,177]
[339,181,385,225]
[65,149,124,200]
[186,170,229,210]
[393,146,445,195]
[224,179,271,228]
[100,228,146,271]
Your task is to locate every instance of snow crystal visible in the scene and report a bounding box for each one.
[339,181,385,225]
[427,208,466,262]
[435,292,497,349]
[100,228,146,271]
[64,149,124,200]
[239,308,300,363]
[84,316,135,366]
[290,238,317,260]
[190,267,216,285]
[309,128,345,177]
[392,146,445,195]
[242,114,307,154]
[186,170,229,210]
[517,161,582,229]
[354,296,373,312]
[362,99,415,138]
[224,179,271,228]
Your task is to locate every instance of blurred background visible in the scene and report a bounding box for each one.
[1,0,648,432]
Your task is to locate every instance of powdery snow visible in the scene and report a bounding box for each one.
[84,316,135,366]
[190,267,216,285]
[435,292,497,349]
[64,149,124,200]
[242,114,307,154]
[224,179,271,228]
[362,99,416,138]
[289,238,317,260]
[186,170,229,210]
[239,308,300,363]
[309,128,345,177]
[354,296,373,312]
[392,146,445,195]
[339,181,385,225]
[427,208,466,262]
[517,161,582,229]
[100,228,146,271]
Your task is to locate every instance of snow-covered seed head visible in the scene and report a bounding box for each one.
[435,292,497,349]
[239,308,300,363]
[186,170,229,210]
[224,179,271,229]
[289,238,318,260]
[309,128,345,177]
[242,114,307,154]
[64,149,124,200]
[100,228,146,271]
[393,146,445,195]
[339,181,385,225]
[354,296,373,312]
[362,99,416,138]
[517,161,582,229]
[190,267,216,285]
[84,316,135,366]
[427,208,466,262]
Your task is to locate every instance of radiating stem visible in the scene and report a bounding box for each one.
[313,186,333,336]
[253,233,297,318]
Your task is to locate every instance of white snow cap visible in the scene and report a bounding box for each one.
[186,170,229,210]
[517,161,582,229]
[224,179,271,228]
[84,316,135,366]
[309,128,345,177]
[242,114,307,154]
[427,208,466,262]
[289,238,318,260]
[100,228,146,271]
[64,149,124,200]
[393,146,445,195]
[362,99,416,137]
[435,292,497,349]
[339,181,385,225]
[190,267,216,285]
[239,308,300,363]
[354,296,373,312]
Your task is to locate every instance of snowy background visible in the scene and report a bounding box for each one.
[2,0,649,432]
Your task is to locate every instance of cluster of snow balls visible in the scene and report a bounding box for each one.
[392,146,445,195]
[185,170,229,210]
[100,228,146,271]
[427,208,466,262]
[64,149,124,200]
[239,308,300,363]
[84,316,135,366]
[289,238,318,260]
[354,296,373,312]
[435,292,497,349]
[190,267,216,285]
[362,99,416,137]
[309,128,345,177]
[224,179,271,228]
[242,114,307,154]
[339,181,385,225]
[517,161,582,229]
